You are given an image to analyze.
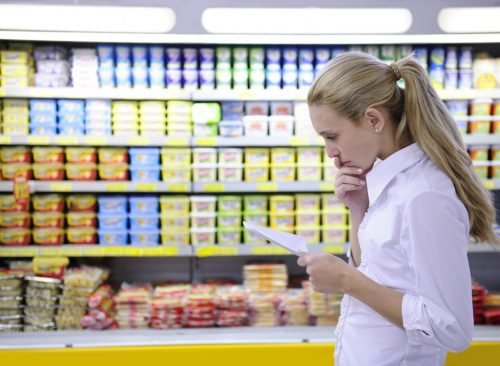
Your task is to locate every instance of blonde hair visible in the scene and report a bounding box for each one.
[308,51,498,244]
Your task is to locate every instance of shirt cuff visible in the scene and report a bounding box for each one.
[402,293,434,345]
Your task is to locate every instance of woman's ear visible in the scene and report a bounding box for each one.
[364,107,385,133]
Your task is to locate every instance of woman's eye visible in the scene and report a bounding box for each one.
[326,135,337,141]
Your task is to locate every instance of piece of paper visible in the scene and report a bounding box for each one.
[243,221,308,255]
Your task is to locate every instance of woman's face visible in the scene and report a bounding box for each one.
[309,104,380,172]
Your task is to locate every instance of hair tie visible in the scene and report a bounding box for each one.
[390,63,401,81]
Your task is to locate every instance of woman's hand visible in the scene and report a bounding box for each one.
[297,252,353,293]
[334,157,369,214]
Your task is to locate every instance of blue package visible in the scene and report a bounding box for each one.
[222,101,244,120]
[129,148,160,165]
[130,230,159,246]
[166,47,182,69]
[183,69,199,89]
[149,65,165,88]
[458,70,473,89]
[266,69,281,89]
[59,125,85,135]
[283,47,298,69]
[199,69,215,89]
[149,46,164,64]
[299,48,314,70]
[30,112,57,125]
[430,47,445,67]
[299,70,315,88]
[266,47,281,69]
[132,46,148,66]
[85,127,112,135]
[282,69,298,89]
[99,67,115,88]
[445,47,458,70]
[130,166,161,181]
[331,46,348,59]
[459,47,473,69]
[29,99,56,113]
[30,126,57,135]
[58,113,84,125]
[129,195,159,214]
[315,47,331,64]
[115,64,132,88]
[98,214,128,230]
[98,230,128,245]
[413,47,428,68]
[133,66,149,88]
[57,100,85,114]
[97,45,114,63]
[166,69,182,88]
[115,45,131,63]
[98,195,128,214]
[200,48,215,70]
[129,214,159,230]
[183,48,198,69]
[445,69,458,89]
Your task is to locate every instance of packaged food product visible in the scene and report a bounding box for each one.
[269,116,294,136]
[160,215,190,229]
[297,164,323,181]
[161,148,191,165]
[162,165,191,182]
[0,147,30,163]
[244,195,268,212]
[322,227,348,244]
[130,166,160,181]
[32,194,64,212]
[217,212,242,228]
[243,211,268,227]
[1,164,31,181]
[271,164,296,181]
[323,164,338,181]
[31,147,63,163]
[297,148,322,164]
[321,194,345,212]
[190,196,217,213]
[296,226,320,244]
[245,102,269,115]
[322,211,348,226]
[129,148,161,166]
[192,148,217,164]
[270,195,295,212]
[129,214,159,230]
[66,163,97,181]
[0,297,23,309]
[0,274,23,288]
[97,195,127,214]
[0,212,29,228]
[270,213,295,230]
[271,148,296,165]
[244,165,269,181]
[67,227,97,245]
[296,194,321,212]
[98,164,129,181]
[190,228,216,245]
[112,101,138,114]
[491,162,500,179]
[98,214,128,230]
[98,148,129,164]
[65,147,97,163]
[469,145,489,161]
[67,212,97,227]
[219,121,244,137]
[0,194,28,212]
[130,230,159,246]
[128,195,159,214]
[218,148,243,164]
[192,103,221,123]
[296,212,321,227]
[98,230,128,246]
[472,59,497,89]
[190,213,217,228]
[161,230,190,245]
[243,228,267,245]
[0,228,30,246]
[32,228,64,245]
[270,102,293,116]
[217,228,241,245]
[469,117,491,134]
[32,212,63,228]
[473,162,490,179]
[192,164,217,182]
[218,196,242,213]
[33,163,64,180]
[218,164,243,181]
[66,194,97,212]
[160,196,190,214]
[193,123,218,137]
[245,148,270,165]
[471,98,493,116]
[243,116,268,136]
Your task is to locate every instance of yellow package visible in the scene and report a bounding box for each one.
[2,111,29,124]
[160,196,190,214]
[270,164,296,181]
[1,76,28,87]
[2,98,28,110]
[112,101,138,114]
[1,51,29,64]
[162,165,191,182]
[244,165,269,182]
[270,195,295,212]
[245,148,270,165]
[271,148,296,164]
[1,125,29,135]
[33,257,69,277]
[161,230,190,245]
[1,64,28,77]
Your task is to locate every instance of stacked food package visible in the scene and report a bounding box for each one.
[303,281,342,326]
[186,284,216,328]
[0,273,24,333]
[81,284,117,330]
[149,284,188,329]
[114,283,152,329]
[215,285,249,327]
[277,289,309,326]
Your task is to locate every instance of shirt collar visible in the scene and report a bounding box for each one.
[366,143,426,207]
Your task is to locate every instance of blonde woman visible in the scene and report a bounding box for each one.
[297,52,498,366]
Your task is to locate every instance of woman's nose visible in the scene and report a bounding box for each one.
[326,147,339,159]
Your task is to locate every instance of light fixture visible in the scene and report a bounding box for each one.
[438,7,500,33]
[0,5,175,33]
[202,8,412,34]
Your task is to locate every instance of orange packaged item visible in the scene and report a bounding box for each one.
[0,147,30,163]
[1,164,32,181]
[66,147,97,163]
[32,194,64,212]
[98,164,129,181]
[65,164,97,181]
[98,148,129,164]
[0,194,28,212]
[32,147,64,163]
[0,212,30,228]
[32,212,64,228]
[66,194,97,212]
[33,228,64,246]
[0,228,30,246]
[66,212,97,227]
[67,227,97,245]
[33,163,64,181]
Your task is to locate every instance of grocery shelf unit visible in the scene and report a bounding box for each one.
[1,30,500,366]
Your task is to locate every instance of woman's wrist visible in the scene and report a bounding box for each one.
[340,265,360,295]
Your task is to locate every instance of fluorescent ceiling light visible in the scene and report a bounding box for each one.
[438,7,500,33]
[202,8,412,34]
[0,5,175,33]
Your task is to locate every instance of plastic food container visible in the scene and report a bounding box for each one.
[322,211,348,226]
[219,121,244,137]
[271,101,293,116]
[98,164,129,181]
[160,196,190,214]
[491,162,500,179]
[194,123,218,137]
[65,147,97,163]
[129,214,159,230]
[66,212,97,227]
[192,103,221,123]
[98,195,127,214]
[245,102,268,115]
[32,228,64,246]
[98,230,128,246]
[0,194,28,212]
[244,195,268,212]
[218,148,243,164]
[0,147,30,163]
[161,148,191,165]
[297,164,322,181]
[65,163,97,181]
[190,228,216,245]
[1,164,32,181]
[323,164,338,181]
[446,100,468,117]
[243,211,268,226]
[271,164,296,181]
[162,165,191,182]
[130,230,159,246]
[190,196,217,213]
[29,126,56,135]
[217,212,242,228]
[31,147,63,164]
[296,212,321,227]
[321,194,345,212]
[0,228,30,246]
[59,126,85,135]
[129,195,159,214]
[129,148,160,166]
[32,212,63,228]
[160,215,190,229]
[243,229,267,245]
[470,98,492,116]
[322,227,348,244]
[218,164,243,181]
[190,213,216,228]
[473,162,490,179]
[33,163,64,181]
[0,212,30,228]
[130,166,160,181]
[98,214,128,230]
[468,145,489,161]
[244,165,268,181]
[66,227,97,245]
[218,196,242,213]
[270,213,295,229]
[66,194,96,212]
[245,148,269,165]
[271,148,296,165]
[297,148,322,164]
[217,228,241,245]
[32,194,64,212]
[161,230,190,245]
[192,164,217,182]
[296,194,321,212]
[243,116,268,136]
[270,195,295,212]
[269,115,294,136]
[192,148,217,164]
[296,226,320,244]
[491,146,500,161]
[98,148,128,164]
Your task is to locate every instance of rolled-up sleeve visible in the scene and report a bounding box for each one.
[401,191,473,352]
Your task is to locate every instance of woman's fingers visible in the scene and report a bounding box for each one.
[335,174,365,187]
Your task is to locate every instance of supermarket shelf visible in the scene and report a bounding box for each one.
[462,135,500,145]
[0,245,191,257]
[192,89,309,101]
[192,136,324,147]
[0,87,191,100]
[0,181,191,193]
[194,244,348,257]
[192,181,335,193]
[439,89,500,100]
[0,135,190,147]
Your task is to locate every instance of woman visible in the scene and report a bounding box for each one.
[297,52,498,365]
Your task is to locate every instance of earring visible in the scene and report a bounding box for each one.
[375,128,379,133]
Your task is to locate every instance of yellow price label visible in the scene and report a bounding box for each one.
[168,183,189,192]
[0,88,5,97]
[81,247,108,256]
[56,136,79,145]
[39,247,65,256]
[27,136,50,145]
[0,136,12,144]
[203,183,225,192]
[85,136,107,146]
[323,245,345,254]
[484,180,494,190]
[289,137,309,146]
[238,90,256,99]
[142,247,179,256]
[256,183,278,192]
[195,137,217,146]
[320,182,335,191]
[129,137,150,145]
[0,248,37,257]
[197,246,237,257]
[106,183,128,192]
[166,137,189,147]
[124,248,144,256]
[136,183,158,192]
[251,246,289,255]
[50,182,73,192]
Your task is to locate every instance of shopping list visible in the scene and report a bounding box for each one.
[243,221,308,255]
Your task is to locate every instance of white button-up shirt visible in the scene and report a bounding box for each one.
[334,143,474,366]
